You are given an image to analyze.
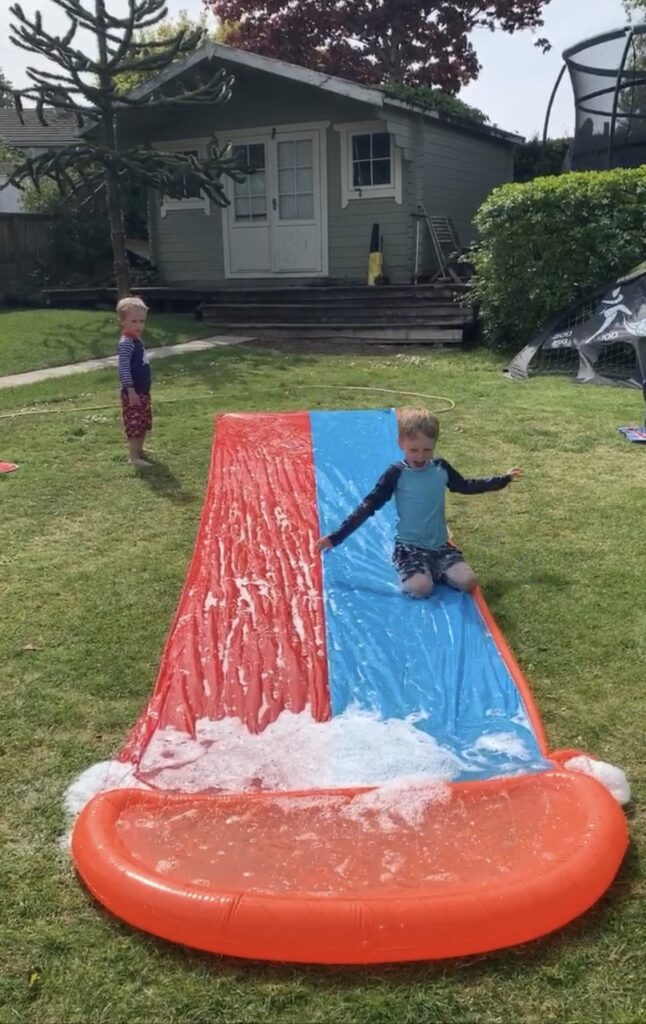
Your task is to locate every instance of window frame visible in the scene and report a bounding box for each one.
[230,140,270,224]
[335,121,403,207]
[153,138,211,217]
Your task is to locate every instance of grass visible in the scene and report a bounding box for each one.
[0,308,216,377]
[0,334,644,1024]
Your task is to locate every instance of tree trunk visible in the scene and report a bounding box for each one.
[106,167,130,298]
[96,0,130,298]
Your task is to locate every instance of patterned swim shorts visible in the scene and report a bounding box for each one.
[121,392,152,439]
[392,541,465,585]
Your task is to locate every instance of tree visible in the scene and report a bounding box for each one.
[623,0,646,16]
[0,0,242,297]
[0,69,14,107]
[22,175,115,285]
[206,0,552,93]
[514,134,570,181]
[115,8,234,94]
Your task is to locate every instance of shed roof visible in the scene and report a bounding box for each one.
[126,42,523,146]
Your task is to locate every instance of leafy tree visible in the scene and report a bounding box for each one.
[206,0,552,92]
[0,0,242,297]
[115,8,234,94]
[0,69,14,108]
[21,176,115,284]
[0,138,18,170]
[514,134,570,181]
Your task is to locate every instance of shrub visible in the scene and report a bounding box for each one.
[470,168,646,348]
[384,83,489,126]
[21,176,149,286]
[21,179,113,284]
[513,134,571,182]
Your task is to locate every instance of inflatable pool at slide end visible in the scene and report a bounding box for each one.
[71,411,628,964]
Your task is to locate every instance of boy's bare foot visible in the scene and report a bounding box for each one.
[130,457,152,468]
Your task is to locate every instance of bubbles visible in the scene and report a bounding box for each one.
[63,708,548,825]
[564,756,631,805]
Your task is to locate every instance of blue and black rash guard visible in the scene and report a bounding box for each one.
[118,335,151,395]
[328,459,512,551]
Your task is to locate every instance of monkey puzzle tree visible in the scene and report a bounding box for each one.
[0,0,241,296]
[114,8,234,94]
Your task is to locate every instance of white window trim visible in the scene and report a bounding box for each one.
[334,121,402,207]
[152,137,211,217]
[221,120,331,141]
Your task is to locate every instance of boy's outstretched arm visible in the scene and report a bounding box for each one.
[316,465,401,552]
[440,460,522,495]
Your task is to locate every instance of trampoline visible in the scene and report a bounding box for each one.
[544,23,646,171]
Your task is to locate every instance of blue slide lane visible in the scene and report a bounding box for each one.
[310,409,549,781]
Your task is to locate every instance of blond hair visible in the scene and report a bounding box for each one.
[397,406,439,442]
[116,295,148,319]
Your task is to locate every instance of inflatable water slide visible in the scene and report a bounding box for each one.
[72,410,628,963]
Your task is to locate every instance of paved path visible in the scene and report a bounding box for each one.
[0,336,252,390]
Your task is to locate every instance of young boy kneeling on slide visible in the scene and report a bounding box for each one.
[316,407,522,597]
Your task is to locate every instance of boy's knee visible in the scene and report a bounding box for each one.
[402,573,434,598]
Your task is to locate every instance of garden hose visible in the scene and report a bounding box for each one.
[0,384,455,420]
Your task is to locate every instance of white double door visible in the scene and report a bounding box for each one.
[223,126,326,278]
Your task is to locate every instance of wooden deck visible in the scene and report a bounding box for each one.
[43,282,478,345]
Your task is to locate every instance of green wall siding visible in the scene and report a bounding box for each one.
[137,66,513,286]
[421,121,514,275]
[326,125,414,284]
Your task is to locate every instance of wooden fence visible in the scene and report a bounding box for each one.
[0,213,52,264]
[0,213,52,299]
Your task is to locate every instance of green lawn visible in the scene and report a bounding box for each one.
[0,308,216,377]
[0,336,644,1024]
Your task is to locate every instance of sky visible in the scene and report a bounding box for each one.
[0,0,632,139]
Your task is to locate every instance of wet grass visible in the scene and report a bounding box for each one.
[0,338,644,1023]
[0,308,216,377]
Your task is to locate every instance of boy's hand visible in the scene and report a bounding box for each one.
[507,467,523,480]
[316,536,333,552]
[128,388,140,407]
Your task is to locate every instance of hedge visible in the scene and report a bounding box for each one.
[470,168,646,348]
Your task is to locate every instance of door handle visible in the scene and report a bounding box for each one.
[272,198,277,211]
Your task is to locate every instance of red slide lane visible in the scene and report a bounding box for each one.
[120,413,330,764]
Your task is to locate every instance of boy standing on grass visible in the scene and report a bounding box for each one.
[316,407,522,598]
[117,296,152,468]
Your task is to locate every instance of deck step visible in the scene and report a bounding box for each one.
[204,324,464,344]
[42,282,477,345]
[203,285,468,304]
[201,307,470,327]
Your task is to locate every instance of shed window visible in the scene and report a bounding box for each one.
[351,132,392,188]
[334,121,402,207]
[155,139,210,216]
[173,150,201,199]
[232,143,268,222]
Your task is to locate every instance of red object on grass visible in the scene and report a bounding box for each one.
[0,462,18,474]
